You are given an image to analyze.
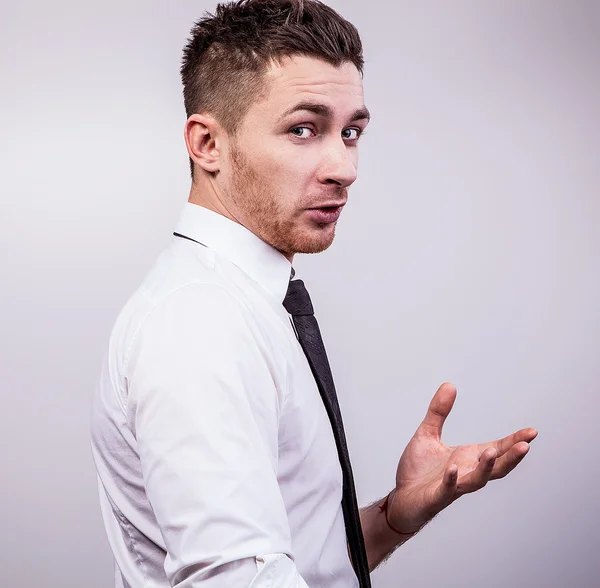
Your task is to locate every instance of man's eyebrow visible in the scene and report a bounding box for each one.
[279,101,371,123]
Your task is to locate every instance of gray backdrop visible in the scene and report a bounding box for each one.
[1,1,598,586]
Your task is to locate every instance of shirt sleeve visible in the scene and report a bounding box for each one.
[124,283,311,587]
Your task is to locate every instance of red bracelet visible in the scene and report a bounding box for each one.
[377,492,390,514]
[378,491,419,536]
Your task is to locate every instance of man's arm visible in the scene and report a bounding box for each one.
[127,283,311,587]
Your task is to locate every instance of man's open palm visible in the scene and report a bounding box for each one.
[387,382,538,534]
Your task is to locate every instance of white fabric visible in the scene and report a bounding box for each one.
[90,202,359,588]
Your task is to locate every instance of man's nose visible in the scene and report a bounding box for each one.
[319,140,358,187]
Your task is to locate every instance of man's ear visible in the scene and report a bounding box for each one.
[184,113,223,175]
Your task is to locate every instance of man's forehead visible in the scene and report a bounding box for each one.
[264,55,364,105]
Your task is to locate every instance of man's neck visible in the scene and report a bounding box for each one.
[187,186,295,264]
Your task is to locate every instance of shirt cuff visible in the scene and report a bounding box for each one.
[250,553,311,588]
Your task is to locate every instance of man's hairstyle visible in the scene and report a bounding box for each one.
[180,0,364,177]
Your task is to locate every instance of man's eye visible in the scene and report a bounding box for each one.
[290,126,313,139]
[342,128,361,140]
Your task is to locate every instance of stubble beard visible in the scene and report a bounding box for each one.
[229,142,337,256]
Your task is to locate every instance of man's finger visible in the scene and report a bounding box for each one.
[433,463,459,507]
[480,428,538,457]
[456,447,497,495]
[490,442,531,480]
[419,382,457,440]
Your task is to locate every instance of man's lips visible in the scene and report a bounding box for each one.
[305,204,345,223]
[308,201,347,210]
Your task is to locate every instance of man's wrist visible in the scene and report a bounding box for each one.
[360,488,432,571]
[378,489,424,536]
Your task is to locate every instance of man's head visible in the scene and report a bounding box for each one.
[181,0,369,259]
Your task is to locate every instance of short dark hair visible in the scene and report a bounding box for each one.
[180,0,364,177]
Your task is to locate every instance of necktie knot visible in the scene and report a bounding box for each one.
[283,279,314,317]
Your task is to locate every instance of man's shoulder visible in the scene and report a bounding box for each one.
[108,240,254,366]
[96,240,274,418]
[138,237,221,305]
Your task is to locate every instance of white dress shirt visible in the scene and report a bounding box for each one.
[90,202,359,588]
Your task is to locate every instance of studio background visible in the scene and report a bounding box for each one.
[1,1,598,587]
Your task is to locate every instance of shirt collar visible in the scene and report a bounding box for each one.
[173,202,293,304]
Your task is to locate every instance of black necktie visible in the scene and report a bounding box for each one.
[283,274,371,588]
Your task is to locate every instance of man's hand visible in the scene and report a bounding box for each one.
[387,382,538,534]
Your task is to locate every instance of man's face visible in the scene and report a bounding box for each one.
[219,55,369,258]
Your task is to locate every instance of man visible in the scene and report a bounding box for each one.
[91,1,538,586]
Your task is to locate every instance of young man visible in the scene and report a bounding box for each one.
[91,1,537,587]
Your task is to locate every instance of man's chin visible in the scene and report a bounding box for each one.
[290,226,337,255]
